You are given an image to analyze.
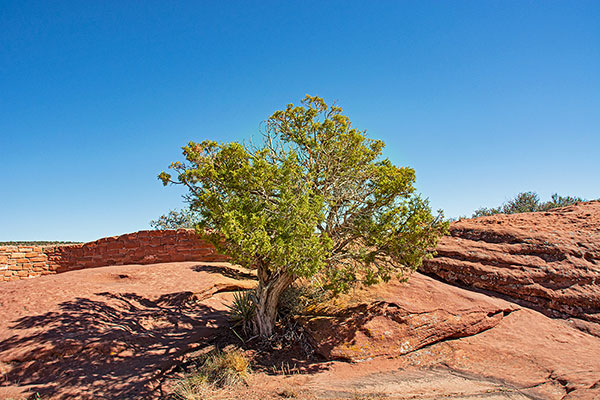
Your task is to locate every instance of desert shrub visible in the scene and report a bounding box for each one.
[502,191,541,214]
[172,350,250,399]
[278,282,330,317]
[199,350,250,386]
[150,208,199,230]
[540,193,585,211]
[472,192,584,218]
[172,373,214,400]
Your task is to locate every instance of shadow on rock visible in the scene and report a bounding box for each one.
[0,291,226,399]
[191,264,257,281]
[301,299,513,362]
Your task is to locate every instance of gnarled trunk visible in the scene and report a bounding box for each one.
[253,266,294,337]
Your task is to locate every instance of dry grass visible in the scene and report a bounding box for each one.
[173,379,234,400]
[172,349,250,400]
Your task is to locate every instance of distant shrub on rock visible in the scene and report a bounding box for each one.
[473,192,584,218]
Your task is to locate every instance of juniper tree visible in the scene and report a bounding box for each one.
[159,95,448,336]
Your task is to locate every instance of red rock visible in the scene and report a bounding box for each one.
[0,261,256,399]
[302,273,517,362]
[421,201,600,324]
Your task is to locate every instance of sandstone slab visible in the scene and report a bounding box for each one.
[302,273,517,362]
[421,201,600,324]
[301,272,600,399]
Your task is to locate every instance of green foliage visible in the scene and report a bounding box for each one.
[149,208,199,230]
[227,290,256,335]
[160,95,448,335]
[541,193,585,211]
[472,207,502,218]
[472,192,584,218]
[278,282,329,317]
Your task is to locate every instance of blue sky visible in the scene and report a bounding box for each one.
[1,1,598,241]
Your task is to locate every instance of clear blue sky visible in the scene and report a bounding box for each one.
[1,1,598,241]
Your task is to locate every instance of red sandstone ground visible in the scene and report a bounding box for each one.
[0,261,598,399]
[0,262,255,399]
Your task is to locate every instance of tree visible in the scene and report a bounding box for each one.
[150,208,199,230]
[159,95,448,337]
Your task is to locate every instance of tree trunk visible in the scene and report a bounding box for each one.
[253,267,294,337]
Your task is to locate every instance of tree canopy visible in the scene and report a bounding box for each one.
[159,95,448,336]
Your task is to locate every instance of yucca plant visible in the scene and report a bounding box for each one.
[227,290,256,335]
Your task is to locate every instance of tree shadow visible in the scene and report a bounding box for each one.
[0,291,226,399]
[191,264,257,281]
[298,303,381,359]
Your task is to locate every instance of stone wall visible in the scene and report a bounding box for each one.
[0,229,227,282]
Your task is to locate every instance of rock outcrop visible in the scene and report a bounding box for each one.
[302,272,517,362]
[301,271,600,399]
[421,201,600,324]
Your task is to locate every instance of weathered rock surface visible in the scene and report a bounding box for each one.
[421,201,600,324]
[302,272,600,400]
[302,273,517,362]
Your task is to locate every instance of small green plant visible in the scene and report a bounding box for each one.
[227,290,256,335]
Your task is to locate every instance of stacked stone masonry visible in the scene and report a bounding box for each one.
[0,229,228,282]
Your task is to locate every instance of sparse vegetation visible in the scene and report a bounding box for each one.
[472,192,585,218]
[150,208,199,230]
[278,282,330,317]
[160,95,448,337]
[227,290,256,335]
[172,349,250,400]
